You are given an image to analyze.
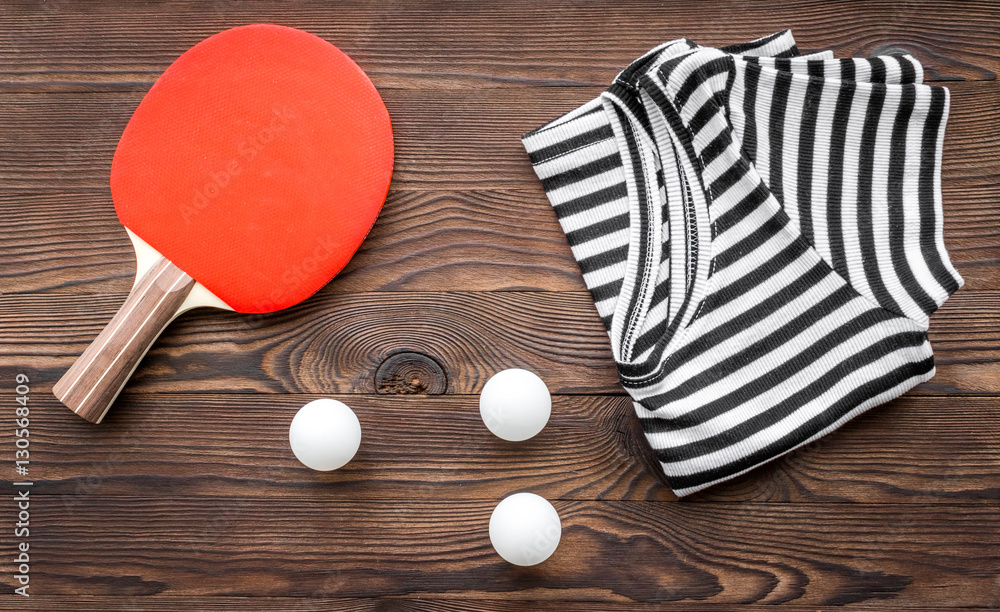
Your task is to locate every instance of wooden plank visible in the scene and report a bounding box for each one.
[1,184,997,295]
[0,497,994,605]
[0,189,583,294]
[0,0,997,88]
[0,291,623,394]
[0,82,995,191]
[4,598,986,612]
[6,393,997,504]
[0,291,996,396]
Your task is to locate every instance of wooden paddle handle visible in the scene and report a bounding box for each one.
[54,257,196,423]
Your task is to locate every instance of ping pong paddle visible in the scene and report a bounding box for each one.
[53,24,394,423]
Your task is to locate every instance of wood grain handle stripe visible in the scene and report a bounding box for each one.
[54,256,196,423]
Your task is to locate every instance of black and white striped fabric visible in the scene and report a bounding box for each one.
[522,32,962,496]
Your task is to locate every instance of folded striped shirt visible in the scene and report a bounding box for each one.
[522,32,961,496]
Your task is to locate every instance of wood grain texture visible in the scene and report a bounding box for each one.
[8,393,997,504]
[0,497,995,606]
[1,291,996,396]
[0,189,583,294]
[3,600,990,612]
[0,83,996,191]
[2,185,997,295]
[0,0,997,89]
[5,601,995,612]
[1,1,998,608]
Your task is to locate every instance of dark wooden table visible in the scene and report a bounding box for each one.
[1,1,997,609]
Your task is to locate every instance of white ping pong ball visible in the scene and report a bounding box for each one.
[479,368,551,441]
[489,492,562,566]
[288,399,361,471]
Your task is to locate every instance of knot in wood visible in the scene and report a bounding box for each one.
[870,44,911,57]
[374,352,447,395]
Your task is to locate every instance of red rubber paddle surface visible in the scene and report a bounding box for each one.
[112,24,393,313]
